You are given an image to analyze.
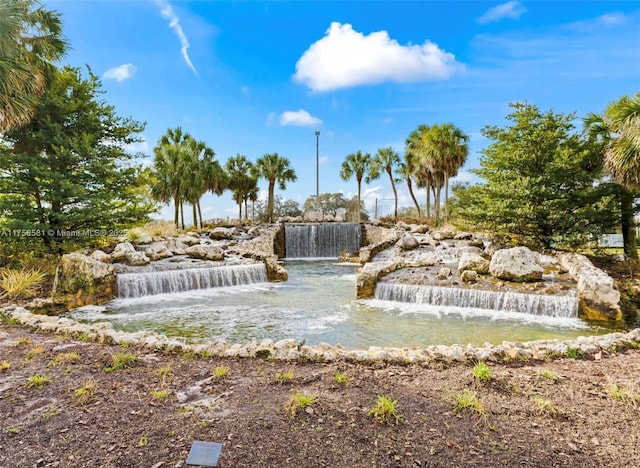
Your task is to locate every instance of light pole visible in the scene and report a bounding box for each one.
[315,130,320,211]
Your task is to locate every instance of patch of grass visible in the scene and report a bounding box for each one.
[103,352,137,372]
[368,395,402,425]
[154,363,172,385]
[6,426,20,435]
[181,350,198,361]
[566,347,582,359]
[44,408,59,420]
[11,337,31,347]
[471,361,492,383]
[452,389,485,415]
[24,345,45,361]
[73,379,96,404]
[606,383,638,406]
[0,361,10,371]
[213,366,229,379]
[532,395,557,415]
[334,372,349,384]
[137,436,148,447]
[275,368,295,382]
[539,369,559,381]
[26,374,52,390]
[151,389,170,402]
[285,390,317,418]
[50,351,81,367]
[0,268,46,299]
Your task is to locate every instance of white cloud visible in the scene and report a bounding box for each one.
[293,22,463,92]
[154,0,198,76]
[124,139,150,154]
[477,1,526,24]
[103,63,137,82]
[279,109,322,127]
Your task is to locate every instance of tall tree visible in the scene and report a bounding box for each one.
[368,147,401,221]
[0,66,156,251]
[397,153,421,218]
[225,154,256,221]
[585,93,640,258]
[0,0,67,132]
[405,125,434,219]
[340,150,371,223]
[252,153,297,223]
[452,102,616,249]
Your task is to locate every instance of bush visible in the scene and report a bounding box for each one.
[0,268,46,299]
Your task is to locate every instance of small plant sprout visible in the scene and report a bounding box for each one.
[12,337,31,347]
[275,368,295,382]
[532,395,557,415]
[606,383,638,406]
[285,391,317,418]
[138,436,148,447]
[50,351,81,366]
[26,374,52,390]
[472,361,492,383]
[539,369,559,381]
[151,389,170,402]
[103,352,137,372]
[368,395,402,425]
[452,389,485,415]
[6,426,20,435]
[213,366,229,379]
[24,345,45,361]
[566,347,581,359]
[334,372,349,384]
[154,363,173,385]
[0,361,10,371]
[73,379,96,404]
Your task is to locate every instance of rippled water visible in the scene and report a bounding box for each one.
[67,261,617,348]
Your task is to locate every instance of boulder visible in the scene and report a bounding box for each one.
[461,270,478,283]
[144,242,174,261]
[61,251,115,284]
[489,247,543,282]
[177,234,201,246]
[396,234,419,251]
[186,245,225,261]
[453,232,473,240]
[410,225,430,234]
[458,252,490,274]
[323,214,335,222]
[124,251,150,266]
[90,249,111,264]
[356,259,404,298]
[436,267,452,280]
[303,210,323,222]
[165,238,189,255]
[262,255,288,282]
[111,242,136,263]
[209,227,235,240]
[136,235,153,245]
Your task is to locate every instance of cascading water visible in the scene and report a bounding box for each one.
[374,283,579,318]
[117,264,268,298]
[284,223,362,258]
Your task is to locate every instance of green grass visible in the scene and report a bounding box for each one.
[11,337,31,347]
[471,361,492,383]
[103,352,137,372]
[452,389,485,415]
[334,372,349,384]
[275,369,295,382]
[532,395,557,415]
[285,391,317,418]
[6,426,20,435]
[0,361,9,371]
[26,374,52,390]
[151,389,170,401]
[213,366,229,379]
[24,345,44,361]
[606,383,638,406]
[539,369,559,380]
[368,395,402,425]
[50,351,81,367]
[73,379,96,404]
[566,347,582,359]
[154,363,173,385]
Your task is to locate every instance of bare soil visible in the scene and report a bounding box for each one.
[1,322,640,467]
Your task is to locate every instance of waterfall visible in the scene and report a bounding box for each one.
[117,264,268,298]
[374,283,579,318]
[284,223,362,258]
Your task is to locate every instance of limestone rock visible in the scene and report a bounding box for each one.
[61,251,115,283]
[209,227,235,240]
[111,242,136,263]
[436,267,452,280]
[356,259,404,298]
[489,247,543,282]
[136,235,153,245]
[410,224,430,234]
[458,252,490,274]
[177,234,201,246]
[262,255,288,281]
[453,231,473,240]
[303,210,323,222]
[186,245,225,261]
[144,242,174,261]
[90,249,111,264]
[396,233,419,251]
[461,270,478,283]
[165,238,189,255]
[323,214,335,222]
[124,251,151,266]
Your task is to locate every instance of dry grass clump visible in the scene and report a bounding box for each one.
[0,268,46,299]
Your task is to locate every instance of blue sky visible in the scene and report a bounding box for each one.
[48,0,640,221]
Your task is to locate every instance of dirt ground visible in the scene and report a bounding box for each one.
[1,322,640,467]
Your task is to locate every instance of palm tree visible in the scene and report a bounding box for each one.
[585,93,640,258]
[340,151,371,223]
[367,147,401,220]
[225,154,256,221]
[406,125,435,219]
[252,153,297,223]
[397,153,421,218]
[431,123,469,221]
[0,0,67,132]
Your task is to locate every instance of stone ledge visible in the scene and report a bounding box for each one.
[3,306,638,366]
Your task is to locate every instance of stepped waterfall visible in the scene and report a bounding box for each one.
[374,283,579,318]
[117,264,268,298]
[284,223,362,258]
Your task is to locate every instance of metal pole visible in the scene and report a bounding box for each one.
[315,131,320,211]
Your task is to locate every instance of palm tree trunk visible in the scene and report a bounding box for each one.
[444,172,449,221]
[244,198,249,221]
[356,178,362,223]
[174,200,179,228]
[433,184,441,227]
[407,179,421,218]
[268,180,275,223]
[621,187,638,259]
[238,202,242,222]
[192,202,197,227]
[180,202,185,230]
[197,202,203,228]
[387,168,398,221]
